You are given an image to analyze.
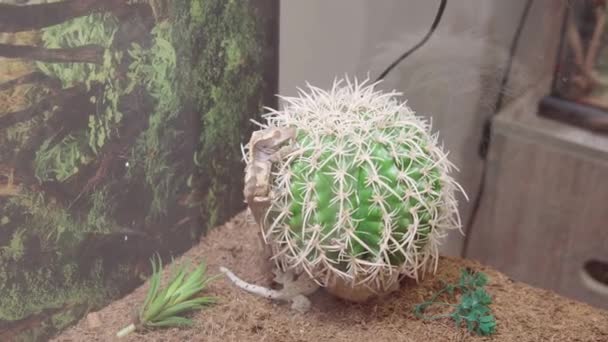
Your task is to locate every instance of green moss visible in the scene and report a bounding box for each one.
[124,20,185,222]
[0,259,135,342]
[122,0,270,228]
[51,311,76,331]
[171,0,269,227]
[37,13,125,153]
[4,117,41,146]
[62,263,78,284]
[37,13,119,88]
[1,106,51,160]
[6,191,112,250]
[0,262,110,321]
[0,190,138,339]
[0,228,26,262]
[34,133,94,183]
[204,183,220,228]
[31,198,76,245]
[190,0,205,24]
[0,1,275,339]
[86,187,117,233]
[224,38,245,72]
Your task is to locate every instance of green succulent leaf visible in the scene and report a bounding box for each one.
[118,255,217,338]
[146,316,194,328]
[140,254,162,315]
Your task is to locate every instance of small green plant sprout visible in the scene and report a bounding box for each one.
[414,268,497,336]
[116,254,218,338]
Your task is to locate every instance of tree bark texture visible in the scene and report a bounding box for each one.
[0,44,103,64]
[0,0,126,33]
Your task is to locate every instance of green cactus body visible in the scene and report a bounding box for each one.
[254,78,464,291]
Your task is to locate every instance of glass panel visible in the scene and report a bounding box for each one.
[554,0,608,110]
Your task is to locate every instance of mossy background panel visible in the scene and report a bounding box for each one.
[0,0,278,340]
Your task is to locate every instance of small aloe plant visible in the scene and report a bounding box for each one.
[116,254,218,338]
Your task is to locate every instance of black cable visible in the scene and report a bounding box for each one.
[461,0,534,256]
[374,0,447,82]
[478,0,535,159]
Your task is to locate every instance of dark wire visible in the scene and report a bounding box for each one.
[461,0,534,256]
[478,0,535,159]
[493,0,534,113]
[374,0,447,82]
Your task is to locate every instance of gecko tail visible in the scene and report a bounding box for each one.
[219,266,284,300]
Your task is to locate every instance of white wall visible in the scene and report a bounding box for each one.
[279,0,561,256]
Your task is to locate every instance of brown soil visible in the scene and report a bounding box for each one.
[53,212,608,342]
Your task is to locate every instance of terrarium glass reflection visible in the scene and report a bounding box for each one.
[554,0,608,110]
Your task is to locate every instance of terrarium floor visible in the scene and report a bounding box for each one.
[53,211,608,342]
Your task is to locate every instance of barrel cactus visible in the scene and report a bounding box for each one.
[246,78,465,301]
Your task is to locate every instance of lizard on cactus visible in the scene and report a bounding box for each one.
[220,77,466,310]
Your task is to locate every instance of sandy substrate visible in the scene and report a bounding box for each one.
[53,212,608,342]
